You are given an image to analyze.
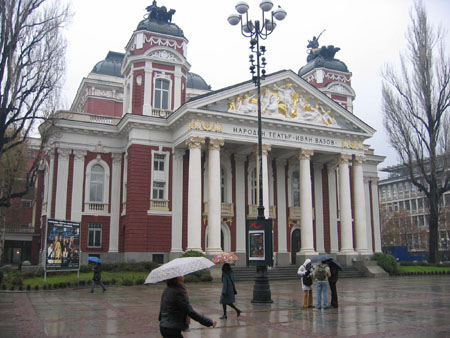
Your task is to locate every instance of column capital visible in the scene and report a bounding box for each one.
[73,149,87,160]
[262,144,271,156]
[112,153,122,164]
[353,155,365,165]
[338,153,352,164]
[186,136,205,149]
[208,138,224,151]
[299,149,314,160]
[57,148,71,159]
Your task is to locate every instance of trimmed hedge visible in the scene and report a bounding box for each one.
[373,253,398,274]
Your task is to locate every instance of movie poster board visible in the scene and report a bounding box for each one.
[246,219,273,267]
[45,219,80,271]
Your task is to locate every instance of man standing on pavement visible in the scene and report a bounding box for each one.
[327,260,339,308]
[313,260,331,309]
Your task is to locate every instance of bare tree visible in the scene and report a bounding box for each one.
[0,0,70,207]
[382,1,450,263]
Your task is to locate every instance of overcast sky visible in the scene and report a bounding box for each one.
[60,0,450,170]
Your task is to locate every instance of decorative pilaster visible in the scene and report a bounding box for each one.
[55,148,71,220]
[353,155,369,254]
[338,154,355,254]
[327,163,339,253]
[109,153,122,253]
[298,149,316,255]
[71,150,86,222]
[186,136,205,252]
[261,144,271,219]
[276,159,289,265]
[364,177,374,254]
[170,149,185,259]
[206,138,224,255]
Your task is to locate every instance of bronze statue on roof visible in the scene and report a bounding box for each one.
[306,30,341,63]
[145,1,176,23]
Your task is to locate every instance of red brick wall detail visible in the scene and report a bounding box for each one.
[132,69,145,115]
[84,98,123,117]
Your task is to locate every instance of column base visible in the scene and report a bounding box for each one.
[336,252,358,267]
[205,247,222,256]
[169,251,183,260]
[296,251,318,266]
[275,252,290,266]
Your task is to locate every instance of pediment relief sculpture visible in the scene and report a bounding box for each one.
[227,82,337,127]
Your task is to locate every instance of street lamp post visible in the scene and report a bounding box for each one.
[228,0,286,303]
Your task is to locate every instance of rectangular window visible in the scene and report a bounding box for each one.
[153,153,165,171]
[88,223,102,248]
[381,187,386,201]
[21,200,32,208]
[393,184,397,199]
[411,199,417,212]
[405,200,410,211]
[152,181,165,200]
[417,198,423,210]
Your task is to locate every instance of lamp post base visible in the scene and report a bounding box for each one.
[251,265,273,303]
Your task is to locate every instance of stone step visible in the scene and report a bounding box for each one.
[232,266,364,281]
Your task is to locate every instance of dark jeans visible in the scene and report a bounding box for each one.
[329,281,338,307]
[90,280,106,292]
[160,326,183,338]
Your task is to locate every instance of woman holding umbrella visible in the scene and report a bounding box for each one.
[159,275,217,337]
[219,263,241,319]
[89,257,106,293]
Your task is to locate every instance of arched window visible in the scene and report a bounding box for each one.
[154,79,169,109]
[90,164,104,202]
[250,167,257,205]
[292,171,300,206]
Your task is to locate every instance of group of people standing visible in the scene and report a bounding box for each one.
[297,258,339,309]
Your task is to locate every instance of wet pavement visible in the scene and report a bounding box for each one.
[1,276,450,337]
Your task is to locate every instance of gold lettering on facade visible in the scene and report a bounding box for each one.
[188,119,223,133]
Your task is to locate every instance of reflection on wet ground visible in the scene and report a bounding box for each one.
[1,276,450,337]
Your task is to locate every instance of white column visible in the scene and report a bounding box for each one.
[71,150,86,222]
[206,138,224,255]
[55,148,71,220]
[142,61,153,115]
[170,149,184,257]
[109,153,122,253]
[313,163,325,253]
[299,149,316,255]
[262,144,271,219]
[353,155,369,254]
[328,164,339,253]
[339,154,355,254]
[364,177,374,254]
[186,136,205,252]
[235,154,247,254]
[371,178,382,253]
[174,66,182,110]
[276,159,288,254]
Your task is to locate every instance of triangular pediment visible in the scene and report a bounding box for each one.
[183,70,375,137]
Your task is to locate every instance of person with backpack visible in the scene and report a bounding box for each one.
[313,260,331,309]
[297,259,314,309]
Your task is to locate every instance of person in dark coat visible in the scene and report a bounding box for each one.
[90,262,106,293]
[159,275,216,338]
[219,263,241,319]
[327,260,339,308]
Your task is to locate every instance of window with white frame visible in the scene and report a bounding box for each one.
[292,171,300,206]
[152,181,165,200]
[221,168,226,203]
[88,223,102,248]
[90,164,104,202]
[250,168,257,205]
[153,153,166,171]
[154,79,170,109]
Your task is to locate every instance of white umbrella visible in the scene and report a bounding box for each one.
[144,257,215,284]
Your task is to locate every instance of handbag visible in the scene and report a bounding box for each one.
[302,272,313,286]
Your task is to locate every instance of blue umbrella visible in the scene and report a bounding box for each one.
[88,256,102,264]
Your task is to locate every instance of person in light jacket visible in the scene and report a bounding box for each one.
[219,263,241,319]
[297,258,314,309]
[159,276,217,337]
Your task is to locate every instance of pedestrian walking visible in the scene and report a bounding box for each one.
[90,262,107,293]
[327,260,339,308]
[159,275,217,337]
[219,263,241,319]
[297,258,314,309]
[313,260,331,309]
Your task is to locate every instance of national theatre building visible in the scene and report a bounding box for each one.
[36,2,384,267]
